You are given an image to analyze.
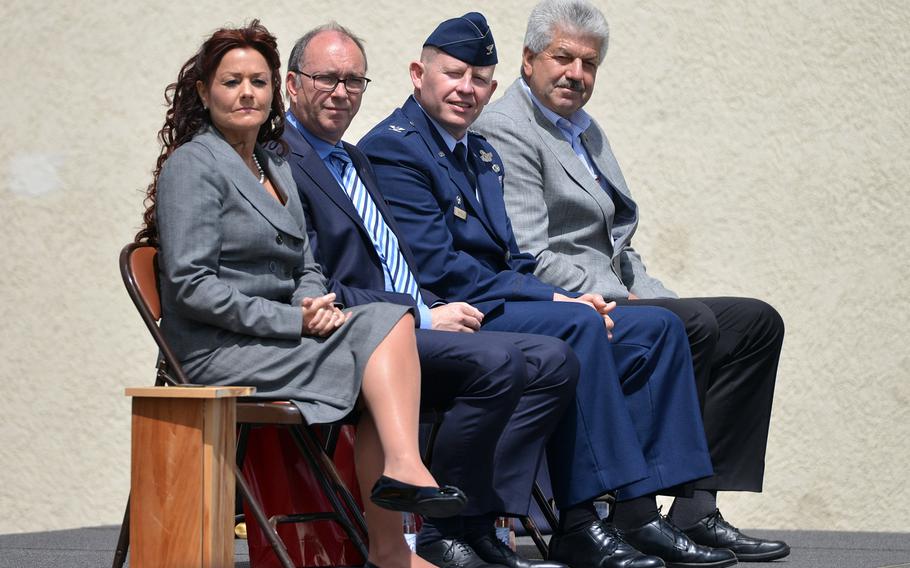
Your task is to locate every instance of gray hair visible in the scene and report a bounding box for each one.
[287,22,368,75]
[523,0,609,63]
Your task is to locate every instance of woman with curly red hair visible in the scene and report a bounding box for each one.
[137,20,466,535]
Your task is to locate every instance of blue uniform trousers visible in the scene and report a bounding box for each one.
[481,302,714,508]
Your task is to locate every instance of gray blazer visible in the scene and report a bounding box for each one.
[475,80,676,300]
[155,126,409,423]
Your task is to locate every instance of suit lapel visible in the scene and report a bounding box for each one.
[289,134,371,239]
[195,127,303,238]
[579,125,639,251]
[402,98,503,245]
[467,139,511,247]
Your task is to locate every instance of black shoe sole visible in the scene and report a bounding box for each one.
[665,558,738,568]
[733,545,790,562]
[371,495,466,518]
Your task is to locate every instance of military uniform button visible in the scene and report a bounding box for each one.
[276,233,284,245]
[268,260,277,272]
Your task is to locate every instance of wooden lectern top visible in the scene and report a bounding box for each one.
[125,385,255,399]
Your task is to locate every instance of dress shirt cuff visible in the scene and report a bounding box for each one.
[417,303,433,329]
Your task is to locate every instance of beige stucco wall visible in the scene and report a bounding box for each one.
[1,0,907,535]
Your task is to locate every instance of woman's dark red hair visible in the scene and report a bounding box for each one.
[135,19,286,245]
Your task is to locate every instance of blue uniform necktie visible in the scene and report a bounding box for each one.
[329,149,424,305]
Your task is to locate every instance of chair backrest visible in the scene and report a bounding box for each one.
[119,242,190,385]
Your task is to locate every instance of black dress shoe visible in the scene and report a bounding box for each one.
[370,475,467,518]
[682,510,790,562]
[417,538,509,568]
[622,516,737,568]
[548,519,665,568]
[467,530,568,568]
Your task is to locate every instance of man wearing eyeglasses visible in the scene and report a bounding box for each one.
[281,23,579,568]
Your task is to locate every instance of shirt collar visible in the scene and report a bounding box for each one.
[286,111,344,160]
[414,100,468,152]
[520,78,591,140]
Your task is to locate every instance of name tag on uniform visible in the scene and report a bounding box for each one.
[454,195,468,220]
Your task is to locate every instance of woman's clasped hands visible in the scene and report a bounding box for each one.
[301,292,350,336]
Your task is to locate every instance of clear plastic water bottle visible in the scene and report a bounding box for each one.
[403,512,417,552]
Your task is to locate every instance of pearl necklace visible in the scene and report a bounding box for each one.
[252,153,265,184]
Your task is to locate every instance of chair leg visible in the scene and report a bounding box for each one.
[532,481,559,533]
[110,496,130,568]
[518,514,549,558]
[289,424,369,557]
[233,462,296,568]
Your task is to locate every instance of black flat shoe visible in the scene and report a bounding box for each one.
[548,519,665,568]
[417,538,508,568]
[622,515,737,568]
[682,510,790,562]
[369,475,467,518]
[467,529,568,568]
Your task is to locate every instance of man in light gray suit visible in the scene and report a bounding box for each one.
[474,0,789,563]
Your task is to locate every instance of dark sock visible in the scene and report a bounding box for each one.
[417,516,464,547]
[612,495,659,530]
[557,501,599,534]
[463,513,497,542]
[668,489,718,529]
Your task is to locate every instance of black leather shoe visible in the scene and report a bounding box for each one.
[467,530,568,568]
[370,475,467,517]
[417,538,509,568]
[548,519,665,568]
[682,510,789,562]
[622,516,737,568]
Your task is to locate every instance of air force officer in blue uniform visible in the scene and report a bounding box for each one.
[359,13,736,568]
[279,23,579,568]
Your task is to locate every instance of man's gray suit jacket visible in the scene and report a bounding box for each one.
[474,79,676,300]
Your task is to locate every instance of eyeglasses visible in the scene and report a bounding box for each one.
[293,70,371,94]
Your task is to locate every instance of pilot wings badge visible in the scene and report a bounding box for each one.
[388,125,406,133]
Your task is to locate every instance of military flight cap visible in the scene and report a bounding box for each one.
[423,12,498,66]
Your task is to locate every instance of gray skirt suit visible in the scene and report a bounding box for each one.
[156,126,409,424]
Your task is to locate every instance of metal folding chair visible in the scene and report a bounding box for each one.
[113,242,369,568]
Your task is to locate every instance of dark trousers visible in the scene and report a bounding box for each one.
[417,328,578,516]
[481,301,714,508]
[615,297,784,492]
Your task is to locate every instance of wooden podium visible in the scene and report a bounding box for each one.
[126,385,254,568]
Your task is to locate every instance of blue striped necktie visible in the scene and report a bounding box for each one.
[329,149,424,305]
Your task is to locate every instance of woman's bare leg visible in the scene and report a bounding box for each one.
[355,412,440,568]
[360,314,436,487]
